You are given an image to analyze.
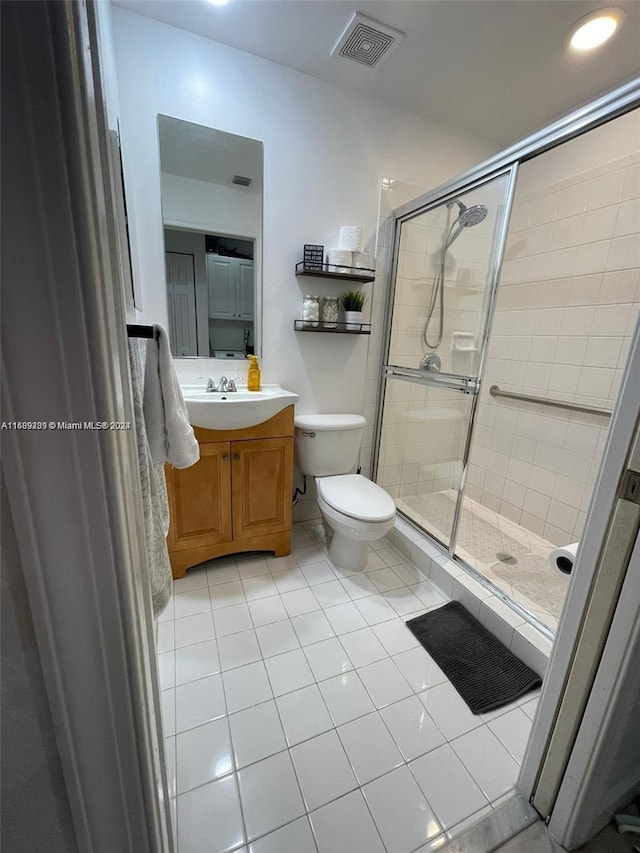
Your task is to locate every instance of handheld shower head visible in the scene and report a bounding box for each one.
[445,200,489,246]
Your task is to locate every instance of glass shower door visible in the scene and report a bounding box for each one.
[375,170,517,550]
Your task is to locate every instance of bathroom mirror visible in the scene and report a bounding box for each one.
[157,115,263,357]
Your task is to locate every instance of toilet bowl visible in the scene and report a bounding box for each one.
[294,414,396,571]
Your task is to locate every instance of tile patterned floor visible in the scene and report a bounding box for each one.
[398,491,568,629]
[157,522,540,853]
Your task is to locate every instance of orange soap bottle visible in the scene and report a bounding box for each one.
[246,355,261,391]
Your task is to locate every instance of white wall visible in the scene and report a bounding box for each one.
[161,172,261,239]
[112,7,498,416]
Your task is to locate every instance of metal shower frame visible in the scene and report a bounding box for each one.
[372,76,640,633]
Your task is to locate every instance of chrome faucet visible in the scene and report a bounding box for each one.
[218,376,229,392]
[206,376,237,393]
[206,378,218,392]
[227,379,237,392]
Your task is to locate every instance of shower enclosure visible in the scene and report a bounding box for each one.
[373,91,640,633]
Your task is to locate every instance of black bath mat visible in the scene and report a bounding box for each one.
[405,601,542,714]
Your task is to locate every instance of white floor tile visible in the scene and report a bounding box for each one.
[272,568,308,593]
[392,648,447,693]
[177,774,245,853]
[175,674,226,733]
[355,595,398,625]
[409,582,448,610]
[367,568,405,593]
[174,612,216,649]
[358,658,413,708]
[338,712,403,784]
[291,611,336,646]
[385,588,426,617]
[392,563,427,586]
[174,588,212,620]
[488,708,532,764]
[299,560,336,586]
[175,640,220,686]
[365,552,388,571]
[157,620,175,653]
[294,545,325,566]
[318,672,375,726]
[238,751,305,841]
[217,629,261,671]
[242,574,278,601]
[310,790,385,853]
[479,698,522,725]
[291,730,358,811]
[410,743,488,830]
[173,569,208,594]
[176,718,234,794]
[210,580,246,610]
[158,651,175,690]
[229,700,287,768]
[380,696,445,762]
[312,580,351,608]
[324,602,368,635]
[161,688,176,737]
[376,548,406,568]
[266,554,298,572]
[206,562,241,586]
[213,603,254,637]
[158,596,174,623]
[303,638,352,681]
[363,765,442,853]
[340,575,379,600]
[340,627,388,668]
[276,684,334,747]
[255,620,300,658]
[235,556,270,579]
[265,648,315,696]
[281,588,320,618]
[372,619,420,655]
[450,726,520,801]
[419,682,483,741]
[248,595,288,627]
[520,694,540,720]
[164,736,176,799]
[248,816,316,853]
[223,661,273,713]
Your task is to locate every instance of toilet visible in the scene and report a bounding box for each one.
[294,414,396,571]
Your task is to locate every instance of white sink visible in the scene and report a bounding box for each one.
[181,383,299,430]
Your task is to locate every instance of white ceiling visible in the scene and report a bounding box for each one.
[115,0,640,145]
[158,115,263,191]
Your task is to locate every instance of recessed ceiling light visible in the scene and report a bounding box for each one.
[568,8,624,52]
[207,0,229,6]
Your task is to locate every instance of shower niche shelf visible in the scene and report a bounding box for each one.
[295,261,375,284]
[294,320,371,335]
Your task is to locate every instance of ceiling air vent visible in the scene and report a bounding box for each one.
[331,12,405,68]
[231,174,252,187]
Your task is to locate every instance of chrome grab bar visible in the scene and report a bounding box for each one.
[489,384,611,418]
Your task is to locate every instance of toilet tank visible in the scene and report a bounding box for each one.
[294,414,366,477]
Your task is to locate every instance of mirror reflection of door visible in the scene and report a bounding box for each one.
[157,115,263,358]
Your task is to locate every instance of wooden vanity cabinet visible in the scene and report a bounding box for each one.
[166,406,294,578]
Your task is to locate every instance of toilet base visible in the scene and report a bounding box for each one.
[328,533,368,573]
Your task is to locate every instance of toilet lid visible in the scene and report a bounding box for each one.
[317,475,396,523]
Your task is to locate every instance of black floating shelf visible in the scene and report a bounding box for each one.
[295,261,375,284]
[294,320,371,335]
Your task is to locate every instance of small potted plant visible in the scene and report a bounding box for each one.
[340,289,366,331]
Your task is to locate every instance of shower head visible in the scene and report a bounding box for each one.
[445,200,489,246]
[459,204,488,228]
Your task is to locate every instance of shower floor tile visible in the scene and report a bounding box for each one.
[159,522,538,853]
[397,490,567,630]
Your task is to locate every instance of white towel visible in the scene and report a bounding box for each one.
[143,323,200,469]
[128,339,172,617]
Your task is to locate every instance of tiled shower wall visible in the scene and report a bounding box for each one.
[465,149,640,547]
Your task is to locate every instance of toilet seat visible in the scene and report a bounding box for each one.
[316,474,395,523]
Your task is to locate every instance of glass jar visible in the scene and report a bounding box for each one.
[321,296,339,329]
[302,294,320,328]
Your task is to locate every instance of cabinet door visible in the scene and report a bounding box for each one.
[236,260,254,320]
[167,441,232,551]
[207,255,237,319]
[231,437,293,541]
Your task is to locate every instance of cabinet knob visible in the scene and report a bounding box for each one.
[233,454,241,461]
[222,454,229,461]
